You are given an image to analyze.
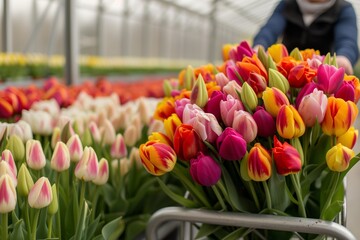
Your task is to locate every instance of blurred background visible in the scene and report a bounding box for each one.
[1,0,360,238]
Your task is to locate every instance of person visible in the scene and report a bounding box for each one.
[252,0,359,74]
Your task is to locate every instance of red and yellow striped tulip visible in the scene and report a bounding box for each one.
[326,143,355,172]
[321,97,358,137]
[153,97,176,121]
[164,113,182,142]
[276,105,305,139]
[139,140,177,176]
[262,87,290,117]
[268,43,289,63]
[247,143,272,181]
[337,127,358,149]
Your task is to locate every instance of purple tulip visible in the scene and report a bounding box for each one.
[253,106,276,137]
[335,81,356,102]
[204,90,226,122]
[316,64,344,94]
[216,127,247,161]
[190,152,221,186]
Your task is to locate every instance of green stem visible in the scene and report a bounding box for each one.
[1,213,8,240]
[262,181,272,210]
[24,203,31,237]
[290,174,307,218]
[91,186,100,222]
[211,185,227,210]
[55,173,61,240]
[320,172,340,219]
[74,181,86,239]
[248,181,260,211]
[47,216,53,239]
[172,166,211,208]
[31,209,40,240]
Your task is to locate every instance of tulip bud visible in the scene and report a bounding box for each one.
[66,134,84,162]
[124,125,139,147]
[232,110,258,143]
[216,127,247,161]
[60,121,74,143]
[75,146,99,181]
[215,72,230,89]
[337,127,358,149]
[253,106,276,137]
[223,80,242,100]
[92,158,109,185]
[268,68,290,94]
[290,48,303,61]
[148,132,172,146]
[112,158,130,176]
[111,133,128,159]
[276,105,305,139]
[190,74,208,108]
[100,119,116,145]
[163,79,173,97]
[240,82,258,112]
[129,147,142,169]
[16,120,33,143]
[6,135,25,162]
[298,89,328,127]
[184,65,195,90]
[48,184,58,215]
[81,128,93,147]
[0,174,17,213]
[189,152,221,186]
[25,139,46,170]
[247,143,272,181]
[51,142,70,172]
[51,127,61,149]
[326,143,355,172]
[0,161,17,187]
[28,177,53,209]
[1,149,17,177]
[139,140,176,176]
[138,97,151,125]
[17,164,34,197]
[88,121,101,144]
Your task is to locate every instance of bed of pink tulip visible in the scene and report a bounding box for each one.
[0,76,180,239]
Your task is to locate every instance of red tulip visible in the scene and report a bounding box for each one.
[173,124,205,161]
[272,136,302,175]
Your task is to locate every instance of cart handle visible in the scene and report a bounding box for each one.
[146,207,356,240]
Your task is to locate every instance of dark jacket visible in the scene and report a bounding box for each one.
[253,0,359,66]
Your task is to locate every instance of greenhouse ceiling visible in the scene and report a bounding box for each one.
[77,0,360,41]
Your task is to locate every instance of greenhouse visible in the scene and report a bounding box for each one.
[0,0,360,239]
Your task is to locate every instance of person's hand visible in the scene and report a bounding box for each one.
[336,56,353,75]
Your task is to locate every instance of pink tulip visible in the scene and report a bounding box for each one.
[316,64,344,94]
[111,133,127,159]
[226,63,243,85]
[220,95,244,127]
[0,161,17,187]
[66,134,84,162]
[334,81,356,102]
[89,121,101,144]
[28,177,52,209]
[0,174,17,213]
[26,139,46,170]
[92,158,109,185]
[183,104,222,143]
[50,142,70,172]
[100,119,116,145]
[1,149,17,178]
[295,82,317,108]
[174,98,191,121]
[223,80,243,100]
[75,146,99,181]
[215,72,230,90]
[298,89,328,127]
[232,110,258,143]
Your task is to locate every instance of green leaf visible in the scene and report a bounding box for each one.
[85,213,102,240]
[9,219,26,240]
[195,224,222,239]
[36,209,48,239]
[124,219,147,240]
[240,153,250,181]
[157,178,199,208]
[222,228,248,240]
[268,172,290,211]
[321,200,343,221]
[101,216,125,240]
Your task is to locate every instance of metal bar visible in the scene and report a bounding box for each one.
[23,0,55,53]
[96,0,105,56]
[47,0,63,56]
[2,0,11,52]
[208,0,218,62]
[146,207,356,240]
[120,0,129,56]
[64,0,79,85]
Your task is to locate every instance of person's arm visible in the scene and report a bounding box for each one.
[334,3,359,73]
[253,1,287,49]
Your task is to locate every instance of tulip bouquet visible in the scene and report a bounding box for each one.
[139,41,360,239]
[0,89,181,240]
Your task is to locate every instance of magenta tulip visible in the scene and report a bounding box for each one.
[204,90,226,122]
[253,106,276,137]
[316,64,344,94]
[189,152,221,186]
[216,127,247,161]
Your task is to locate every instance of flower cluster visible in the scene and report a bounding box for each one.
[140,41,360,239]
